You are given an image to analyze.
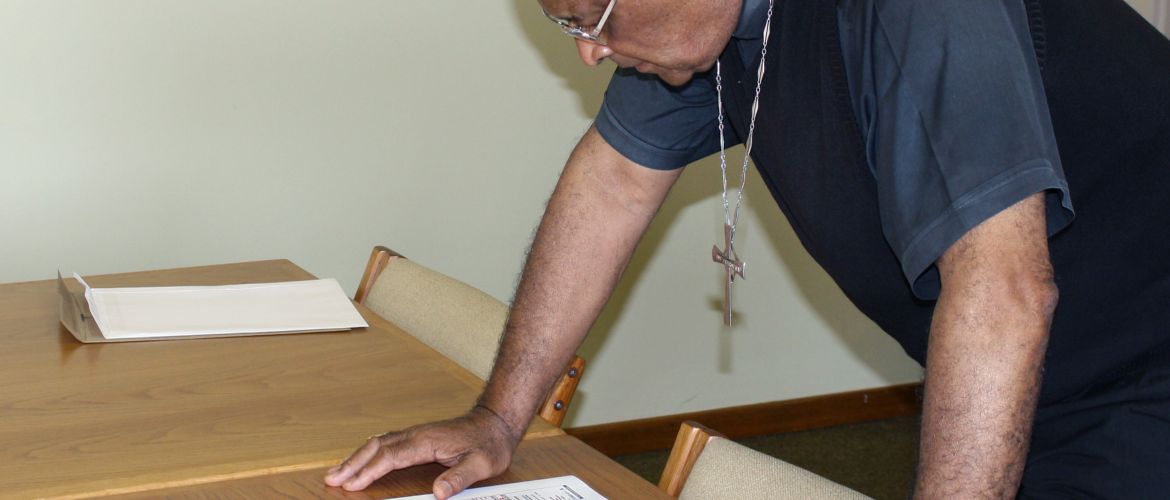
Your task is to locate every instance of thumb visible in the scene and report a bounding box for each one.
[433,453,493,500]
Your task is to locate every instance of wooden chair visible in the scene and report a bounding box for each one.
[354,246,585,427]
[659,421,872,499]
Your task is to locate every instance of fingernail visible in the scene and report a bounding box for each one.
[435,480,453,498]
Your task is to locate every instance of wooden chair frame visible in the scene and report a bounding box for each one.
[658,421,724,497]
[355,246,586,427]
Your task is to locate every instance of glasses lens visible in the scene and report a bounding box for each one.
[562,25,603,44]
[542,3,610,45]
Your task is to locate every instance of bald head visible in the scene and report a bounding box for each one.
[534,0,743,86]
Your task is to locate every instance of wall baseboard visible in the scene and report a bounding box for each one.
[566,383,923,456]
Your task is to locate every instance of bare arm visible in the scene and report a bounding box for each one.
[479,125,682,439]
[914,193,1058,498]
[325,126,681,498]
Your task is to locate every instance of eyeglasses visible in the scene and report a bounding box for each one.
[542,0,616,46]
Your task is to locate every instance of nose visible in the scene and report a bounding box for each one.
[575,39,613,66]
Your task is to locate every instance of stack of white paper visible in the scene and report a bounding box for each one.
[74,273,367,339]
[389,475,606,500]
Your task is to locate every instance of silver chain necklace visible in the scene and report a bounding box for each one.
[711,0,774,326]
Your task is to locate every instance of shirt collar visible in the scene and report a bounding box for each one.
[733,0,769,40]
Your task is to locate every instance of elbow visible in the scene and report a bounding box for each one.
[1011,273,1059,323]
[938,266,1060,344]
[1037,279,1059,320]
[983,272,1060,348]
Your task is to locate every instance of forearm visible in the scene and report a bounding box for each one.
[916,282,1054,498]
[915,193,1057,498]
[323,139,669,495]
[479,127,680,434]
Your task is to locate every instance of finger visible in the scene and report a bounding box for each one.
[342,435,441,491]
[433,452,495,500]
[324,435,387,486]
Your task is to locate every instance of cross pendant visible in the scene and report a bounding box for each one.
[711,223,746,326]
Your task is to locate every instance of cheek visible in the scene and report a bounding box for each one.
[666,38,722,70]
[693,56,718,73]
[605,26,717,72]
[639,38,720,72]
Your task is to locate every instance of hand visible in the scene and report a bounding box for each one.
[323,406,521,499]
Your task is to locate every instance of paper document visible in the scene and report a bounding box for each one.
[388,475,606,500]
[72,273,367,339]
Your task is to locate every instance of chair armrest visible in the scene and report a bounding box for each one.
[538,355,587,427]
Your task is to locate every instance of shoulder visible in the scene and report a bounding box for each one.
[596,68,727,170]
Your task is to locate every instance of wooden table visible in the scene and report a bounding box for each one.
[2,260,638,499]
[106,434,669,499]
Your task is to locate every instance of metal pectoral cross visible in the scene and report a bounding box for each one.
[711,223,746,326]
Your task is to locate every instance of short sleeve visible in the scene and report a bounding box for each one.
[595,67,734,170]
[851,0,1075,299]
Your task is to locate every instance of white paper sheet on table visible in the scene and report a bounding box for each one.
[73,273,367,339]
[387,475,606,500]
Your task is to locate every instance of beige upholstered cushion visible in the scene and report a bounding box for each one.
[364,258,508,380]
[679,437,872,500]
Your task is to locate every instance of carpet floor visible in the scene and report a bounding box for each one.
[610,416,921,499]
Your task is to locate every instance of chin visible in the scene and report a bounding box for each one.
[658,72,698,86]
[658,57,718,86]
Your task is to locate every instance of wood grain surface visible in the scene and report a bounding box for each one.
[0,260,557,499]
[106,434,669,499]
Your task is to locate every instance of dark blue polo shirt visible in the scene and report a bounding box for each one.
[594,0,1074,298]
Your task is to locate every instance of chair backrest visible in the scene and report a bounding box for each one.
[354,246,584,427]
[661,421,872,500]
[364,256,507,379]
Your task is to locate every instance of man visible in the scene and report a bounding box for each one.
[326,0,1170,497]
